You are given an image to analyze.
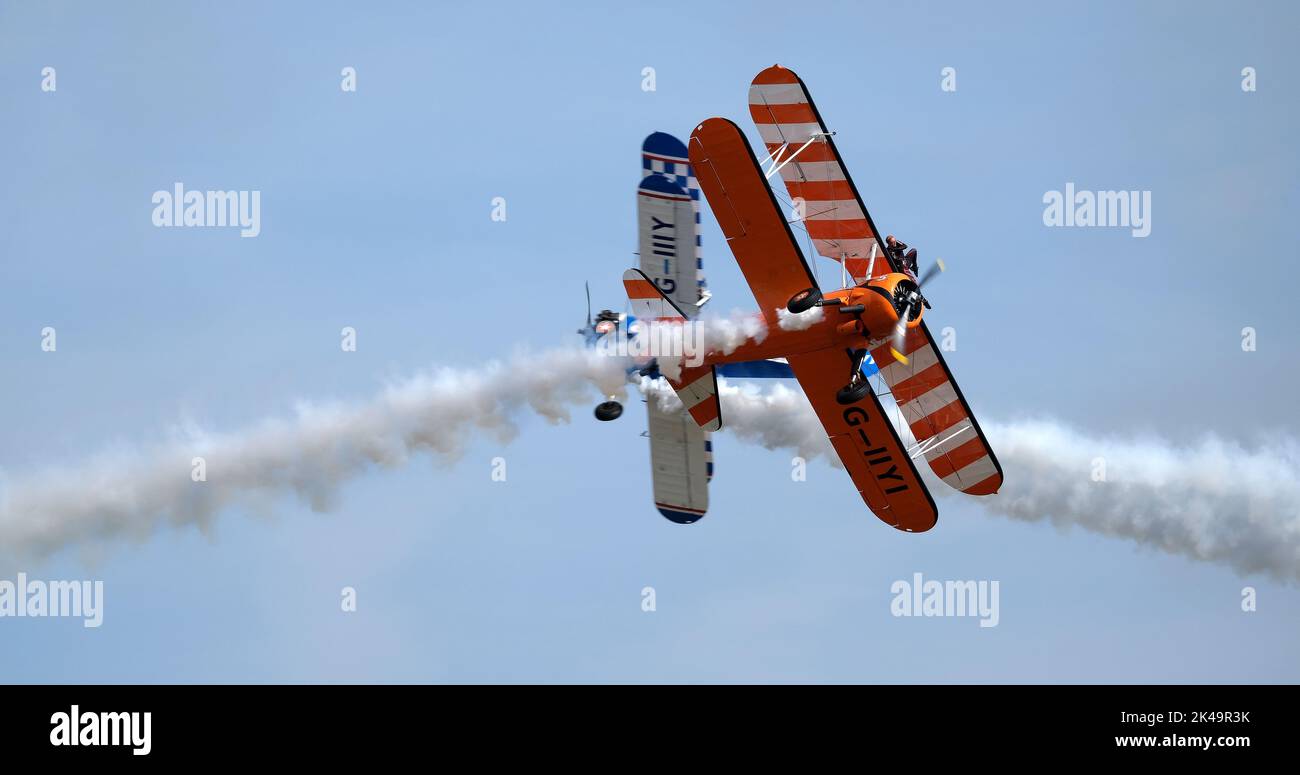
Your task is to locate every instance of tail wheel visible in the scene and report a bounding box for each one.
[594,401,623,421]
[836,379,873,406]
[786,287,822,314]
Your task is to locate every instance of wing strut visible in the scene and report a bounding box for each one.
[760,132,834,180]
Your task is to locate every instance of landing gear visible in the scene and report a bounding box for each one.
[786,287,822,314]
[836,378,873,406]
[594,401,623,421]
[836,349,873,405]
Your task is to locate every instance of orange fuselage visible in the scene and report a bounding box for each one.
[703,273,921,366]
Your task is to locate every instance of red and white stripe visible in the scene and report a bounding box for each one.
[749,65,881,283]
[870,327,1001,495]
[673,370,721,431]
[623,269,721,432]
[623,272,680,322]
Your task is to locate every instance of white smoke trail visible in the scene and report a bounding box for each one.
[0,348,628,561]
[697,309,769,354]
[6,349,1298,582]
[647,380,834,463]
[776,305,824,331]
[706,380,1300,582]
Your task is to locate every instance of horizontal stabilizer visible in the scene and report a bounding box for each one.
[623,268,722,431]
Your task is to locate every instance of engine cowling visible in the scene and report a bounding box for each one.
[846,272,923,339]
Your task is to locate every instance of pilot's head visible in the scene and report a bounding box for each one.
[594,310,619,335]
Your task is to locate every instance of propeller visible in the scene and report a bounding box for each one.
[916,259,945,289]
[889,259,945,365]
[577,282,594,336]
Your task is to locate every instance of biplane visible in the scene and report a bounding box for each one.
[582,132,865,524]
[622,66,1002,532]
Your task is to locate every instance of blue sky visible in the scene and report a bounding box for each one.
[1,1,1298,682]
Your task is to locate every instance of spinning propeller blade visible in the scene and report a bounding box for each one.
[890,259,946,364]
[916,258,946,288]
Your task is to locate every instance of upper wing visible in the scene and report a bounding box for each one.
[641,132,706,306]
[688,117,818,326]
[637,174,700,316]
[786,347,937,532]
[870,325,1003,496]
[748,65,890,284]
[689,116,934,529]
[646,397,711,524]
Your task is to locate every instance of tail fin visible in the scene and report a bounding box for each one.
[622,268,722,431]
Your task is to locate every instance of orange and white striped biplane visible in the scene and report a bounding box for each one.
[623,65,1001,532]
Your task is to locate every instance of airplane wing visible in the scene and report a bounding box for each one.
[688,117,818,326]
[748,65,890,284]
[689,116,935,531]
[870,327,1003,495]
[637,174,701,316]
[646,397,712,524]
[749,65,1002,497]
[641,133,706,310]
[787,347,936,532]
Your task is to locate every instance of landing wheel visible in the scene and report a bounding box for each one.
[594,401,623,421]
[786,287,822,314]
[836,379,873,406]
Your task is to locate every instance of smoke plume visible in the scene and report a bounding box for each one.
[706,381,1300,582]
[3,351,1298,583]
[0,348,627,560]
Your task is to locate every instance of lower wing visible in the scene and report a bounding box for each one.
[646,396,711,524]
[870,324,1002,496]
[786,347,937,532]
